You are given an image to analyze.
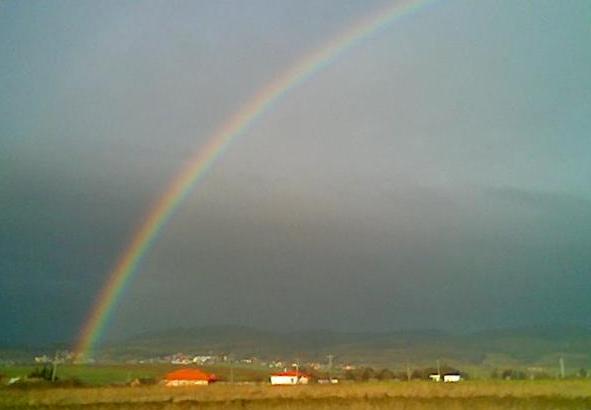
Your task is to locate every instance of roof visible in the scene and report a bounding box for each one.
[271,371,309,377]
[165,368,217,381]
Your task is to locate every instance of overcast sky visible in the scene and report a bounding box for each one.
[1,0,591,346]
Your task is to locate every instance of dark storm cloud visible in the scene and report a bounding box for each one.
[108,183,591,338]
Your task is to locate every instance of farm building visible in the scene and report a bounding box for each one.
[163,368,217,386]
[444,374,462,382]
[270,371,309,385]
[429,373,462,383]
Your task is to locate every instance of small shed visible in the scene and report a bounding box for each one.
[164,368,217,386]
[429,373,462,382]
[270,371,309,385]
[443,374,462,382]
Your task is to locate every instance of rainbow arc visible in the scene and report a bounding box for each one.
[75,0,437,357]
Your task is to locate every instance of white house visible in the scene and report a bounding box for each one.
[443,374,462,382]
[270,371,309,385]
[429,373,462,382]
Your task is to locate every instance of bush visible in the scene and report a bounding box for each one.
[377,369,395,380]
[501,369,527,380]
[360,367,376,381]
[28,364,56,381]
[138,377,157,385]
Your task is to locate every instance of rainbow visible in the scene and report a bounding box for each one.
[75,0,437,357]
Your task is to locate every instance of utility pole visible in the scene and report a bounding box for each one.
[230,362,234,384]
[560,357,565,379]
[437,359,441,380]
[229,354,234,384]
[51,351,58,382]
[327,354,334,381]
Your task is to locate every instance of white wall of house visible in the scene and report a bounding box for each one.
[270,375,298,385]
[165,379,209,386]
[270,375,309,385]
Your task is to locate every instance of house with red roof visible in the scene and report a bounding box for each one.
[163,368,217,386]
[270,370,309,385]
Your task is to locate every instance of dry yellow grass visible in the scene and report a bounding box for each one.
[2,380,591,409]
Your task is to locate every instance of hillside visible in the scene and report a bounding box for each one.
[96,325,591,373]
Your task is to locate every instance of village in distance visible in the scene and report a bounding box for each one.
[2,325,591,388]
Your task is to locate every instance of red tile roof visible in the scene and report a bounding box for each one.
[165,368,217,381]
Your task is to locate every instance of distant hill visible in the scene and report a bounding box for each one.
[97,325,591,373]
[3,325,589,375]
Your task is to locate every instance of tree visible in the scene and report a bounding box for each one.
[28,364,56,381]
[343,369,356,381]
[361,367,376,381]
[377,368,395,380]
[501,369,526,380]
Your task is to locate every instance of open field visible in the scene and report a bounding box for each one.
[0,364,270,385]
[2,380,591,409]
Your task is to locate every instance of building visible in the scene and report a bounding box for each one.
[192,355,216,365]
[270,371,310,385]
[429,373,462,382]
[163,368,217,386]
[317,378,339,384]
[443,374,462,382]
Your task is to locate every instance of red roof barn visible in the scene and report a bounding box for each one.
[164,368,217,386]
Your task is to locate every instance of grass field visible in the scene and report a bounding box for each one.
[0,364,270,385]
[2,380,591,409]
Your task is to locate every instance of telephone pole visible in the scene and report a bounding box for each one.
[327,354,334,381]
[559,357,565,379]
[51,351,58,382]
[228,353,235,384]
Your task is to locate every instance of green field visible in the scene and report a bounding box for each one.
[0,364,270,385]
[2,378,591,409]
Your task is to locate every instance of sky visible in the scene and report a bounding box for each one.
[1,0,591,347]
